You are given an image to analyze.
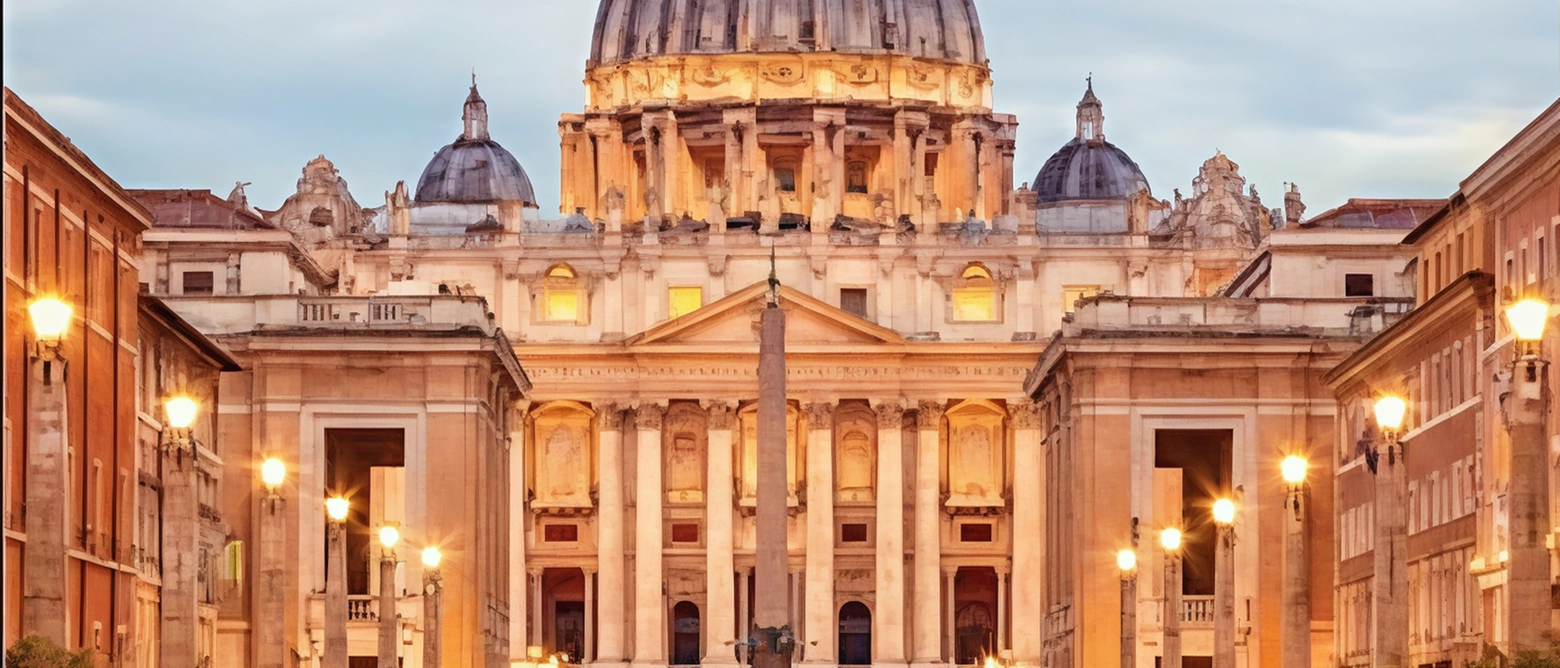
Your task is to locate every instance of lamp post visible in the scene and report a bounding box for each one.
[422,546,444,668]
[21,297,72,646]
[1161,528,1182,668]
[378,525,401,668]
[258,458,288,668]
[1280,456,1310,668]
[1117,549,1137,668]
[325,497,350,668]
[1503,298,1551,652]
[1211,499,1236,668]
[161,396,201,668]
[1371,396,1408,668]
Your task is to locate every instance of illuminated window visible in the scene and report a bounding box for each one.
[1062,285,1100,315]
[539,264,586,324]
[951,264,998,322]
[669,286,703,319]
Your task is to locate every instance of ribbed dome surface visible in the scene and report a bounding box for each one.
[590,0,986,66]
[1031,139,1150,204]
[415,139,537,205]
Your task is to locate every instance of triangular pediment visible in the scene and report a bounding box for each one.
[628,282,904,347]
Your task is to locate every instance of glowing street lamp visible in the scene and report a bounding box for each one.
[165,396,199,430]
[28,297,73,358]
[1212,498,1236,526]
[422,545,444,668]
[1502,298,1552,652]
[324,496,350,668]
[1374,396,1407,442]
[1160,528,1182,552]
[1117,547,1138,668]
[1212,499,1237,668]
[377,524,400,668]
[1281,456,1308,487]
[260,458,287,492]
[1370,394,1409,665]
[1505,298,1550,342]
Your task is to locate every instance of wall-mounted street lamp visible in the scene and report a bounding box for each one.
[260,458,286,493]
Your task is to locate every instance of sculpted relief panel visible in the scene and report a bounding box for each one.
[834,404,876,504]
[945,399,1006,510]
[664,402,708,505]
[531,401,597,512]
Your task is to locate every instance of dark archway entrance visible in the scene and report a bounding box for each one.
[954,602,995,665]
[838,602,872,665]
[672,601,701,665]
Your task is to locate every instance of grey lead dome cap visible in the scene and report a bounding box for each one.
[590,0,986,66]
[415,138,537,205]
[1031,138,1150,204]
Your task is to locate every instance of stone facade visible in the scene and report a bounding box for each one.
[1325,100,1560,666]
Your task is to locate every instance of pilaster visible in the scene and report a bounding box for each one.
[873,399,908,665]
[803,401,836,665]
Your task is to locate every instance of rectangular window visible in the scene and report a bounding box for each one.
[1344,273,1375,297]
[840,523,868,543]
[543,524,579,542]
[671,523,700,543]
[959,523,993,542]
[668,286,703,319]
[840,288,868,318]
[182,271,214,295]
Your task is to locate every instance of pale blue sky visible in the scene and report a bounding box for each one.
[4,0,1555,216]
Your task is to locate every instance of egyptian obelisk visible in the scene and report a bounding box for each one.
[752,253,793,668]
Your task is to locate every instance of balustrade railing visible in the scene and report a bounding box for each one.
[1180,595,1214,623]
[348,595,378,621]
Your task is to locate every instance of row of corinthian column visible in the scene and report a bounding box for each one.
[510,398,1046,667]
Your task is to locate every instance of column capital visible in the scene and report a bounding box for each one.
[582,566,598,577]
[527,567,544,578]
[704,399,738,430]
[942,566,959,577]
[634,402,666,431]
[872,399,907,429]
[595,402,625,432]
[916,400,944,430]
[1007,398,1042,430]
[804,401,834,428]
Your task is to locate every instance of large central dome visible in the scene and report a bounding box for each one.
[590,0,986,66]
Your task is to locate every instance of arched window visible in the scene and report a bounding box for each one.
[952,264,998,322]
[539,264,587,325]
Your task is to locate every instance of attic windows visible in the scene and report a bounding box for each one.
[537,264,587,325]
[951,264,999,322]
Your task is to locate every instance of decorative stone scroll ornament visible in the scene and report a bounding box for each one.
[635,403,665,431]
[873,400,906,429]
[917,400,944,429]
[760,59,806,85]
[805,402,835,429]
[1007,399,1043,430]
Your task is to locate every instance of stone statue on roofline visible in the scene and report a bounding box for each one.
[1284,183,1306,227]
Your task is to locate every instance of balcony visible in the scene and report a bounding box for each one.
[1180,595,1214,625]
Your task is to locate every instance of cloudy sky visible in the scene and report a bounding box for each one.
[4,0,1555,216]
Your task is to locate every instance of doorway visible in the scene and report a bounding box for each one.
[672,601,701,665]
[1154,430,1232,597]
[838,602,872,665]
[555,601,585,664]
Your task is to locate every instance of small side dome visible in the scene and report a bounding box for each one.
[415,80,537,206]
[1032,81,1150,204]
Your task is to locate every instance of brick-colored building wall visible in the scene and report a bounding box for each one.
[4,86,151,659]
